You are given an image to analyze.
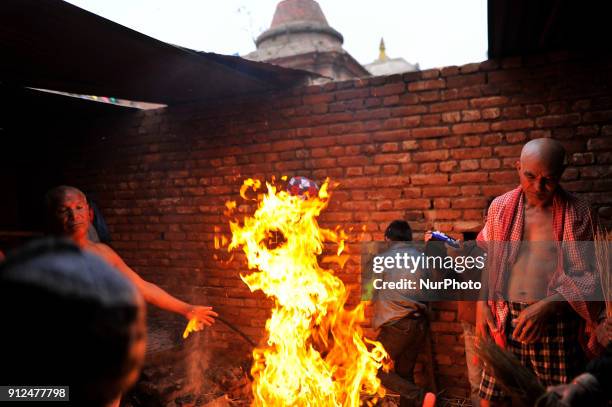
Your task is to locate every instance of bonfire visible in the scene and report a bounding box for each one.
[223,178,388,406]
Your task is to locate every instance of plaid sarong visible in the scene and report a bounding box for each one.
[479,302,585,401]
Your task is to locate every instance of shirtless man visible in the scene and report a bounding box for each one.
[475,139,599,406]
[45,185,218,330]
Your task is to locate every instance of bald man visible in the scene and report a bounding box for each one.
[475,139,602,406]
[45,186,218,331]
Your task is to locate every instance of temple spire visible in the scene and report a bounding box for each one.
[378,37,387,61]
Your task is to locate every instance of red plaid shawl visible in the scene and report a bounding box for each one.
[477,186,602,357]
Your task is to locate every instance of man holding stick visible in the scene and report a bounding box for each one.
[45,185,218,331]
[475,138,602,406]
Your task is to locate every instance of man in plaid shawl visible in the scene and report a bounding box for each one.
[475,138,602,405]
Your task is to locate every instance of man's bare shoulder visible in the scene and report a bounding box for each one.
[84,242,121,264]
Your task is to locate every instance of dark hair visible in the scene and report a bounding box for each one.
[384,220,412,242]
[0,238,143,406]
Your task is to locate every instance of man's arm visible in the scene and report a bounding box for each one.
[95,244,218,326]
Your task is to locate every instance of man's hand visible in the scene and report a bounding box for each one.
[476,301,495,339]
[424,231,465,257]
[595,317,611,348]
[186,305,219,330]
[512,301,557,343]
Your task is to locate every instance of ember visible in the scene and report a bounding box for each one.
[225,178,389,406]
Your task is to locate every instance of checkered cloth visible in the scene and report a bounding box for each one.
[479,302,585,401]
[476,186,601,357]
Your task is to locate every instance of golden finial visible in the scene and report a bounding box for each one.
[378,37,387,61]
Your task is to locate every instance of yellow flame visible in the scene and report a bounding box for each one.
[183,318,198,339]
[229,178,388,406]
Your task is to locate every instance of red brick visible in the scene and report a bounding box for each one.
[482,107,501,119]
[403,187,422,198]
[373,130,411,142]
[402,116,422,127]
[367,188,402,200]
[471,96,509,108]
[391,105,427,116]
[434,198,451,209]
[381,142,399,152]
[430,100,469,113]
[491,119,534,131]
[461,110,481,121]
[303,93,334,104]
[450,147,492,159]
[411,174,448,185]
[337,156,369,167]
[526,104,546,116]
[382,164,399,174]
[459,160,480,171]
[364,165,381,175]
[373,153,411,164]
[441,66,460,76]
[446,73,486,88]
[481,158,501,169]
[452,172,488,183]
[420,162,438,173]
[346,166,363,176]
[439,160,458,172]
[342,201,377,211]
[335,88,370,100]
[304,136,336,147]
[408,79,446,91]
[442,112,461,123]
[413,149,450,162]
[419,91,440,102]
[371,82,406,97]
[464,136,481,147]
[501,106,525,118]
[421,68,441,79]
[452,122,490,134]
[373,175,410,188]
[489,171,518,183]
[422,187,461,198]
[461,185,481,195]
[394,199,431,209]
[441,136,461,148]
[494,145,523,157]
[587,138,612,150]
[535,114,581,128]
[342,133,370,144]
[583,110,612,123]
[452,197,489,209]
[402,140,419,150]
[505,132,527,143]
[425,209,462,220]
[475,135,499,148]
[412,127,450,138]
[420,140,439,150]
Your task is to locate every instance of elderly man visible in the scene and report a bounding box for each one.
[475,138,602,406]
[45,185,217,330]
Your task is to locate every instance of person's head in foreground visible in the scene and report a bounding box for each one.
[384,220,413,242]
[516,138,566,205]
[0,238,146,407]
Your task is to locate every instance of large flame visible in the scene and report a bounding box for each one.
[227,178,388,406]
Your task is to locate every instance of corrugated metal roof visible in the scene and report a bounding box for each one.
[0,0,315,105]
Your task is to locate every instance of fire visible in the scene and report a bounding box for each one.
[227,178,388,406]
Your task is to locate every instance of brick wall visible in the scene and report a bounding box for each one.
[62,52,612,398]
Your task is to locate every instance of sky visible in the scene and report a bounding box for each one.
[65,0,488,70]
